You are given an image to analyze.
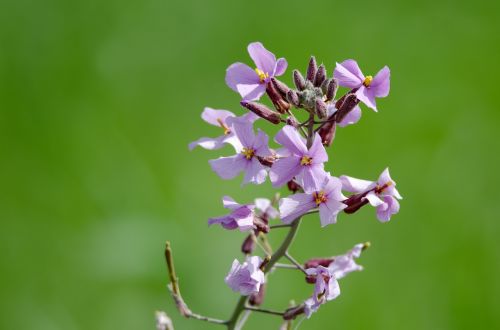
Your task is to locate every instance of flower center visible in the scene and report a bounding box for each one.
[375,181,393,194]
[216,118,231,135]
[255,68,269,83]
[363,75,373,87]
[300,156,313,166]
[313,191,328,206]
[241,147,256,160]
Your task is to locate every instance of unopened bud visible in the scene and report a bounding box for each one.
[314,64,326,87]
[266,83,290,114]
[283,305,305,320]
[317,120,336,146]
[271,78,290,98]
[240,101,281,124]
[286,89,300,107]
[304,257,334,269]
[343,191,370,214]
[321,78,331,94]
[257,155,275,167]
[241,234,255,254]
[293,70,306,91]
[335,93,359,123]
[254,216,270,233]
[286,116,299,128]
[326,78,338,101]
[315,98,327,119]
[249,283,266,306]
[306,56,317,82]
[305,275,316,284]
[287,180,301,193]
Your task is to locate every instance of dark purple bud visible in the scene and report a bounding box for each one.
[283,305,305,320]
[257,155,275,167]
[286,116,299,128]
[304,257,334,269]
[314,64,326,87]
[287,180,301,193]
[306,56,317,82]
[305,275,316,284]
[266,83,290,114]
[249,283,266,306]
[315,98,327,119]
[335,93,359,124]
[326,78,338,101]
[254,216,270,234]
[271,78,290,98]
[321,78,331,94]
[293,70,306,91]
[241,234,255,254]
[317,120,336,146]
[343,191,370,214]
[240,101,281,124]
[286,89,300,107]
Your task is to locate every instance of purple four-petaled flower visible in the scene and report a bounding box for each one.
[279,175,346,226]
[226,42,288,101]
[208,196,255,232]
[328,243,364,279]
[270,125,328,193]
[303,265,340,318]
[209,116,272,185]
[225,256,265,296]
[340,167,402,222]
[334,59,390,111]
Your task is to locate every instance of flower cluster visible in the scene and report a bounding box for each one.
[162,41,402,329]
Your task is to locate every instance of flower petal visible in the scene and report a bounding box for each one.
[275,125,308,155]
[376,195,400,222]
[365,191,384,207]
[309,133,328,164]
[356,86,378,111]
[188,135,227,151]
[222,195,241,210]
[209,155,246,180]
[319,199,346,227]
[338,105,362,127]
[227,117,255,148]
[243,159,268,185]
[274,57,288,76]
[279,193,316,224]
[339,175,375,193]
[253,129,272,157]
[300,165,327,194]
[226,62,260,92]
[334,60,364,88]
[269,156,301,188]
[247,42,277,75]
[371,66,390,98]
[201,107,235,126]
[237,83,267,101]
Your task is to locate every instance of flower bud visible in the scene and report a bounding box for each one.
[271,78,290,98]
[305,275,316,284]
[240,101,281,124]
[286,89,300,107]
[287,180,301,193]
[286,116,299,128]
[241,234,255,254]
[315,98,327,119]
[283,305,305,320]
[266,83,290,114]
[304,257,334,269]
[254,216,270,234]
[314,64,326,87]
[335,94,359,124]
[343,191,370,214]
[306,56,317,82]
[321,78,331,94]
[293,70,306,91]
[249,283,266,306]
[317,120,336,146]
[326,78,338,101]
[257,155,275,167]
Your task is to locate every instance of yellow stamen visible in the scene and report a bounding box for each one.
[255,68,269,83]
[242,147,256,160]
[216,118,231,135]
[313,191,327,206]
[363,75,373,87]
[376,181,393,194]
[300,156,313,166]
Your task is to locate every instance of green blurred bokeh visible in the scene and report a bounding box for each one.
[1,0,499,329]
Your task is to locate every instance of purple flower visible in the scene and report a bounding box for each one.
[303,266,340,318]
[279,175,346,226]
[189,107,258,151]
[340,167,402,222]
[209,117,272,185]
[254,198,279,220]
[225,42,288,101]
[270,125,328,193]
[328,243,364,279]
[225,256,265,295]
[334,59,390,111]
[208,196,255,232]
[326,102,362,127]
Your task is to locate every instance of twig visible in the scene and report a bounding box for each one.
[244,306,285,316]
[274,263,300,270]
[284,252,307,275]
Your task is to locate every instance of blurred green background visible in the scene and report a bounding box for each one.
[1,0,499,329]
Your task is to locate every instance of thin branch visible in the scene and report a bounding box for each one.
[244,306,285,316]
[164,242,228,325]
[284,252,307,275]
[274,263,300,270]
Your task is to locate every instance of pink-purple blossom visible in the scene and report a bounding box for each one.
[340,168,402,222]
[303,265,340,318]
[209,117,272,185]
[328,243,364,279]
[279,175,346,226]
[334,59,390,111]
[226,42,288,101]
[225,256,265,295]
[270,125,328,193]
[189,107,258,150]
[208,196,255,232]
[254,198,279,220]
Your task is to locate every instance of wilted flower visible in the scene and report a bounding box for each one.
[328,243,364,279]
[189,107,258,151]
[208,196,255,232]
[303,265,340,318]
[270,125,328,193]
[226,42,287,101]
[341,168,402,222]
[225,256,265,295]
[334,59,390,111]
[209,117,272,185]
[279,175,346,226]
